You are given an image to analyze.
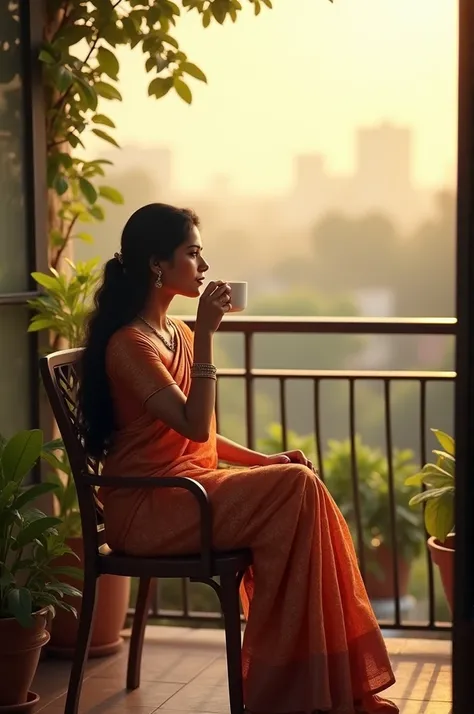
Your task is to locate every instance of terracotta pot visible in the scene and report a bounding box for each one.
[364,545,411,600]
[427,533,454,614]
[47,537,131,659]
[0,609,49,707]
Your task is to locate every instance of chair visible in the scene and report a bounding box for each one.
[40,348,252,714]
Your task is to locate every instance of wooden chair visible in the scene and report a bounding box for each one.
[40,349,252,714]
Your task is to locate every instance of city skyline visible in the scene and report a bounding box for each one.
[83,0,458,195]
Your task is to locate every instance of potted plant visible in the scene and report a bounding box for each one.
[28,265,131,658]
[405,429,455,613]
[41,439,130,658]
[0,429,81,712]
[323,437,424,601]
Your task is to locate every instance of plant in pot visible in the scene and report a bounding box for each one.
[323,437,425,601]
[29,264,131,658]
[41,438,131,658]
[405,429,455,613]
[0,429,82,713]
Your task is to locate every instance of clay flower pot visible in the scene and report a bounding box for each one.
[427,533,454,614]
[47,537,131,658]
[0,609,50,709]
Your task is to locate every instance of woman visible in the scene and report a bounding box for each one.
[79,203,398,714]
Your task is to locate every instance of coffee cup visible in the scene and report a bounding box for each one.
[228,281,248,312]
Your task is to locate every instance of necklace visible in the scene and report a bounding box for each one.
[138,315,176,352]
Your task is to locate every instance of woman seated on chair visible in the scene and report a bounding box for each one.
[78,203,398,714]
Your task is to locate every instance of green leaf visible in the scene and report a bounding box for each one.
[88,204,105,220]
[75,232,94,243]
[91,128,120,148]
[79,178,98,204]
[7,588,34,628]
[53,174,69,196]
[211,2,227,24]
[15,516,62,549]
[262,0,272,7]
[148,77,173,99]
[404,472,424,487]
[14,482,59,510]
[42,439,64,453]
[31,272,60,291]
[75,77,98,112]
[202,8,211,27]
[55,66,74,93]
[97,47,120,80]
[49,566,83,581]
[180,61,207,83]
[425,490,455,542]
[91,114,116,128]
[0,481,18,510]
[431,429,455,456]
[98,186,124,204]
[46,582,82,598]
[27,318,57,332]
[174,78,192,104]
[39,48,57,65]
[56,601,78,618]
[409,485,455,508]
[94,81,122,101]
[55,24,91,47]
[2,430,43,484]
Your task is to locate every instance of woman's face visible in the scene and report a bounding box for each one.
[159,226,209,298]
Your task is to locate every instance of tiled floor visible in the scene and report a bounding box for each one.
[32,627,452,714]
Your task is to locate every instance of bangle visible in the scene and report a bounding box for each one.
[191,362,217,380]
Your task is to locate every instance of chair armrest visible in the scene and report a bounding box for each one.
[84,474,212,574]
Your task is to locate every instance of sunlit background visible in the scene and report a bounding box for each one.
[0,0,459,623]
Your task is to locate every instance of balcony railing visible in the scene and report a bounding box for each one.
[134,317,457,633]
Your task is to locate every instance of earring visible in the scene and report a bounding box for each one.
[155,270,163,288]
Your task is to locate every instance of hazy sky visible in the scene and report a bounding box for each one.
[86,0,458,195]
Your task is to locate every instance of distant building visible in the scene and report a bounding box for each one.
[290,122,433,233]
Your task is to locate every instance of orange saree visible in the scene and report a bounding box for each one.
[101,320,398,714]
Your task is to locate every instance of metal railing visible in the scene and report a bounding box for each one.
[136,317,456,633]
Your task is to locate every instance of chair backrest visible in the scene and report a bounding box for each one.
[40,349,103,552]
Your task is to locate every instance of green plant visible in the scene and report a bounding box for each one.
[322,437,424,563]
[257,422,317,462]
[0,430,82,627]
[28,259,101,350]
[405,429,455,543]
[41,439,82,539]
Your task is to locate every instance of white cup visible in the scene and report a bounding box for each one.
[228,281,248,312]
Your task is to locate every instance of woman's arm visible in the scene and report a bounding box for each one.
[216,434,269,466]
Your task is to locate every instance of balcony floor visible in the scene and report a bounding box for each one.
[33,627,452,714]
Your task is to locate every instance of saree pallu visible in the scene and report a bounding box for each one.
[100,320,398,714]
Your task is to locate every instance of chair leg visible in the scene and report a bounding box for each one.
[127,577,152,690]
[220,572,244,714]
[64,570,98,714]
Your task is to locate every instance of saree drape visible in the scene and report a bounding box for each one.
[100,321,398,714]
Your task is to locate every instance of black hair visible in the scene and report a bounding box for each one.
[78,203,200,457]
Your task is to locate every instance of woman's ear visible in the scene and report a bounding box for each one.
[149,256,162,277]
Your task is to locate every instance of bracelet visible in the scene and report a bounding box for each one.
[191,362,217,380]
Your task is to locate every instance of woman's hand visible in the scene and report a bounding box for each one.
[196,280,232,334]
[265,450,317,474]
